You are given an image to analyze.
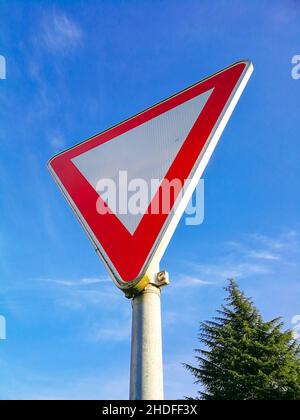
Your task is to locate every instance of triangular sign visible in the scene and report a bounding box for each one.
[48,60,253,292]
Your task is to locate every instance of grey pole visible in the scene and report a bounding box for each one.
[129,283,164,400]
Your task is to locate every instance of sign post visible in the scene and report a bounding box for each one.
[48,60,253,400]
[130,283,164,400]
[129,264,169,400]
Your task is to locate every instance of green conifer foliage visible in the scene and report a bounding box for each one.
[184,279,300,400]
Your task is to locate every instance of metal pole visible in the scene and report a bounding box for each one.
[129,283,164,400]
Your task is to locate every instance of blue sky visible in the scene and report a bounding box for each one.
[0,0,300,399]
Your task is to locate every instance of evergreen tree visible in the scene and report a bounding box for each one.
[184,279,300,400]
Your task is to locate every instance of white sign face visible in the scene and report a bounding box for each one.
[72,89,213,234]
[48,61,253,291]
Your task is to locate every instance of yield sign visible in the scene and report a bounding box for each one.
[48,60,253,292]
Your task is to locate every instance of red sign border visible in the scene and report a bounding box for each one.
[48,60,253,290]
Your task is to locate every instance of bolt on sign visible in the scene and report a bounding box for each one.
[48,60,253,294]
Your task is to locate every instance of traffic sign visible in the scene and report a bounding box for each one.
[48,60,253,293]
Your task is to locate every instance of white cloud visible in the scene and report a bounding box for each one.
[173,275,215,288]
[249,231,300,253]
[39,11,82,53]
[248,250,280,261]
[89,322,131,343]
[50,135,65,151]
[184,230,300,285]
[189,261,270,284]
[57,288,121,311]
[36,276,123,311]
[42,276,108,287]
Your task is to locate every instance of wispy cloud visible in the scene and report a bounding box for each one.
[0,275,120,315]
[88,321,131,343]
[247,250,280,261]
[49,134,65,152]
[41,276,109,287]
[248,230,300,253]
[172,275,215,288]
[183,230,300,285]
[197,258,269,282]
[39,10,83,53]
[36,276,131,344]
[38,276,121,310]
